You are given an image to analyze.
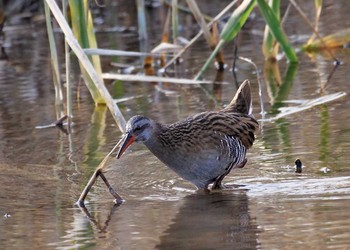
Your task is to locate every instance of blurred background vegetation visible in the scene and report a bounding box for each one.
[1,0,348,129]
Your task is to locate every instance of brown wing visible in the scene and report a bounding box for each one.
[165,111,258,150]
[193,111,258,149]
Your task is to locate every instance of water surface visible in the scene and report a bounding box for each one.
[1,1,350,249]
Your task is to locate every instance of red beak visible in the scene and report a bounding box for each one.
[117,133,135,159]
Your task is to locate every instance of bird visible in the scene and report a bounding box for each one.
[116,80,259,191]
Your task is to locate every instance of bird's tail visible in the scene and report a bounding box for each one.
[224,79,252,115]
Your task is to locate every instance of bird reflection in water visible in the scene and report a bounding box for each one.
[77,190,260,249]
[156,190,260,249]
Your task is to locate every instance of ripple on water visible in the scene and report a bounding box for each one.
[232,176,350,199]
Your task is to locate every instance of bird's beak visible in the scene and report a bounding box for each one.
[116,133,135,159]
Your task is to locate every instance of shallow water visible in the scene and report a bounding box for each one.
[1,1,350,249]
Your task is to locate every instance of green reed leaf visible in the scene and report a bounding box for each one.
[257,0,297,62]
[220,0,256,42]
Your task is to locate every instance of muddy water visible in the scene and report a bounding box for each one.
[1,1,350,249]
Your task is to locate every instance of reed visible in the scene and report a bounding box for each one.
[62,0,72,125]
[307,0,323,45]
[289,0,338,62]
[44,1,63,107]
[195,0,256,80]
[45,0,126,132]
[172,0,179,43]
[43,0,345,132]
[262,0,280,60]
[186,0,224,69]
[257,0,297,63]
[162,0,238,70]
[68,0,105,104]
[136,0,147,40]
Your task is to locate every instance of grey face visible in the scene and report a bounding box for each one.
[117,115,154,159]
[127,115,153,142]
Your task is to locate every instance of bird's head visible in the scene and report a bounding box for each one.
[116,115,155,159]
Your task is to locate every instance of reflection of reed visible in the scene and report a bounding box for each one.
[83,106,107,168]
[78,203,119,233]
[264,61,298,112]
[319,105,330,168]
[156,191,260,249]
[261,61,298,163]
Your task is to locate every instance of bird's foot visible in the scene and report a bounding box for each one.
[211,183,227,190]
[196,188,211,194]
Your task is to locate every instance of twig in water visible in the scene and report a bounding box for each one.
[238,56,266,120]
[260,91,347,122]
[78,203,118,233]
[35,115,69,134]
[162,0,238,70]
[54,115,68,126]
[232,42,239,88]
[289,0,340,64]
[77,139,124,207]
[321,62,341,93]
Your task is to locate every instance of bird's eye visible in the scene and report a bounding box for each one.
[134,126,142,132]
[134,124,149,133]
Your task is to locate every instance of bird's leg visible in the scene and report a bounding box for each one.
[237,158,247,168]
[212,159,247,189]
[212,174,226,189]
[77,168,123,207]
[212,165,234,189]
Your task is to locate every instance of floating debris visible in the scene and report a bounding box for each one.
[4,213,11,218]
[260,92,347,122]
[35,115,69,134]
[320,167,331,174]
[295,159,303,173]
